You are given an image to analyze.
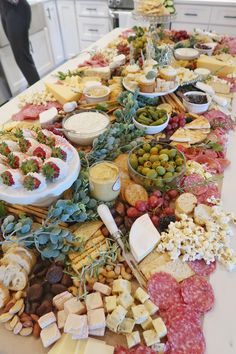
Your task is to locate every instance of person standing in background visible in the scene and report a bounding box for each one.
[0,0,40,86]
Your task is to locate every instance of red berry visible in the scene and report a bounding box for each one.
[171,123,179,129]
[127,207,139,218]
[148,195,159,209]
[164,207,175,215]
[151,215,159,227]
[135,200,148,212]
[152,190,162,198]
[167,189,179,199]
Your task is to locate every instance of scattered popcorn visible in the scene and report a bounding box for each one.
[19,90,56,107]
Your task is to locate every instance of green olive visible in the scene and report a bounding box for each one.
[159,154,169,162]
[156,166,166,176]
[143,143,151,152]
[146,169,158,179]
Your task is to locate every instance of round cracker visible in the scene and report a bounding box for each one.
[124,183,148,206]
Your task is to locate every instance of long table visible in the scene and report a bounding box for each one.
[0,28,236,354]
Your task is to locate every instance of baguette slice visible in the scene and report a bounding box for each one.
[3,252,32,274]
[194,204,213,226]
[7,247,36,268]
[175,193,197,215]
[0,284,10,309]
[0,261,28,291]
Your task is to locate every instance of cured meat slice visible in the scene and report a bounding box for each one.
[182,174,208,196]
[197,184,220,205]
[160,303,201,327]
[147,272,183,310]
[180,275,214,313]
[167,318,206,354]
[188,259,216,276]
[195,156,222,174]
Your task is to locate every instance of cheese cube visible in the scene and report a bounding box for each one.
[126,331,141,349]
[131,305,149,324]
[134,287,150,304]
[64,314,88,339]
[87,308,106,330]
[85,292,103,311]
[40,323,61,348]
[93,282,111,296]
[143,329,160,347]
[141,316,153,330]
[64,297,86,315]
[84,67,111,80]
[106,305,127,332]
[104,296,117,313]
[151,343,166,353]
[117,292,134,309]
[53,291,73,311]
[118,318,135,334]
[39,107,58,128]
[83,338,114,354]
[112,279,131,294]
[57,310,67,330]
[89,327,106,336]
[144,299,159,316]
[38,311,56,329]
[47,333,77,354]
[152,318,167,338]
[106,314,119,333]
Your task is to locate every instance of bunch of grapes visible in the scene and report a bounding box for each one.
[165,113,186,136]
[171,30,189,43]
[126,189,179,230]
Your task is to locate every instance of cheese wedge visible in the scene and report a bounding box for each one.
[47,333,77,354]
[197,54,236,77]
[185,116,210,130]
[129,214,160,263]
[170,128,208,144]
[45,83,81,105]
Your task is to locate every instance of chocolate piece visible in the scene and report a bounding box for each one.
[27,284,43,302]
[46,266,63,284]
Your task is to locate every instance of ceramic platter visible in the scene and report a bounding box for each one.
[123,78,179,98]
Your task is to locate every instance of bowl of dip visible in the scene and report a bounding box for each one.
[89,161,120,202]
[182,91,211,114]
[194,43,216,56]
[62,109,110,146]
[84,85,111,104]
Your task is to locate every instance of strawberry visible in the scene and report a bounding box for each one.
[0,142,10,156]
[42,162,60,180]
[21,159,40,174]
[37,131,47,144]
[1,171,14,186]
[33,146,47,159]
[19,138,31,153]
[51,147,67,161]
[8,153,20,169]
[23,175,41,190]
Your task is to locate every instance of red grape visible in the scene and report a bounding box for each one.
[167,189,179,199]
[163,200,169,208]
[171,123,179,129]
[156,197,164,207]
[151,215,159,227]
[164,194,170,201]
[127,207,140,218]
[164,207,175,215]
[179,119,186,127]
[135,200,148,212]
[152,190,162,198]
[148,195,160,209]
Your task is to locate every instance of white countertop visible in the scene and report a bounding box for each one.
[0,27,236,354]
[176,0,236,5]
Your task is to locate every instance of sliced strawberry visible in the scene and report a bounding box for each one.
[42,162,60,180]
[1,171,14,186]
[23,175,41,190]
[51,147,67,161]
[33,146,46,159]
[0,143,10,156]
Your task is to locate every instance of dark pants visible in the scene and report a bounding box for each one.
[0,0,40,86]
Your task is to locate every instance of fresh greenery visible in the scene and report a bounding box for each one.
[115,91,139,123]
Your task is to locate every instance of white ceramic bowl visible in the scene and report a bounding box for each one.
[62,109,110,146]
[133,115,170,134]
[182,91,211,114]
[194,42,216,56]
[174,48,199,60]
[84,85,110,104]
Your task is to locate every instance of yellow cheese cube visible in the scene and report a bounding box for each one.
[45,83,81,105]
[104,296,117,313]
[112,279,131,294]
[47,333,77,354]
[144,299,159,316]
[85,292,103,311]
[126,331,141,349]
[141,316,153,330]
[134,287,150,304]
[152,317,167,338]
[143,329,160,347]
[131,305,149,324]
[117,292,134,309]
[118,318,135,334]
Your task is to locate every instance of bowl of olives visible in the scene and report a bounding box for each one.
[133,106,170,134]
[128,141,186,191]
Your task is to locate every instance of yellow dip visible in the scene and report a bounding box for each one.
[89,161,120,202]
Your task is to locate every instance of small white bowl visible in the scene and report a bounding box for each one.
[133,115,170,135]
[84,85,110,104]
[194,42,216,56]
[182,91,211,114]
[174,48,199,60]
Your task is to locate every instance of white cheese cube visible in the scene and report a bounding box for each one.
[40,323,61,348]
[53,291,73,311]
[152,343,166,352]
[93,282,111,296]
[106,314,119,333]
[89,327,106,336]
[39,107,58,128]
[134,287,150,304]
[144,299,159,316]
[143,329,160,347]
[85,292,103,311]
[141,316,153,330]
[152,318,167,338]
[64,314,88,339]
[104,295,117,313]
[106,305,127,333]
[117,292,134,309]
[87,308,106,330]
[112,279,131,294]
[64,297,86,315]
[38,311,56,329]
[131,305,149,324]
[118,318,135,334]
[57,310,67,330]
[126,331,141,349]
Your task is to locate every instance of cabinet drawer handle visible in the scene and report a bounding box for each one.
[86,8,97,11]
[29,40,34,53]
[224,15,236,19]
[184,13,198,16]
[88,29,98,32]
[46,8,51,20]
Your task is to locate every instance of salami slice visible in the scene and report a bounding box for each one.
[188,259,217,276]
[160,303,202,327]
[195,156,221,174]
[197,184,220,205]
[147,272,183,310]
[167,318,206,354]
[181,275,214,314]
[183,174,208,196]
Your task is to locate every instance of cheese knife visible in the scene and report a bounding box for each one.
[97,204,147,289]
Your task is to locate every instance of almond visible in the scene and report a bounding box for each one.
[9,299,24,315]
[18,304,25,316]
[22,320,33,328]
[30,314,39,322]
[20,314,31,322]
[20,327,33,336]
[14,291,24,301]
[0,312,14,323]
[32,322,41,338]
[13,322,23,335]
[9,315,19,329]
[4,301,15,313]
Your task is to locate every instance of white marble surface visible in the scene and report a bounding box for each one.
[0,27,236,354]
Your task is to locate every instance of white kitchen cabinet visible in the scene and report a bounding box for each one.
[76,0,108,18]
[208,25,236,37]
[175,4,212,24]
[78,17,110,42]
[43,0,64,65]
[172,22,208,31]
[57,0,80,59]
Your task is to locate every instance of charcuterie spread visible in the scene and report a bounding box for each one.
[0,22,236,354]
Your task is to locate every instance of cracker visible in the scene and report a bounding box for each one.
[73,221,103,243]
[124,184,148,206]
[114,154,129,172]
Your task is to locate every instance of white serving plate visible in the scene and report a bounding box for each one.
[123,78,179,98]
[0,144,80,207]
